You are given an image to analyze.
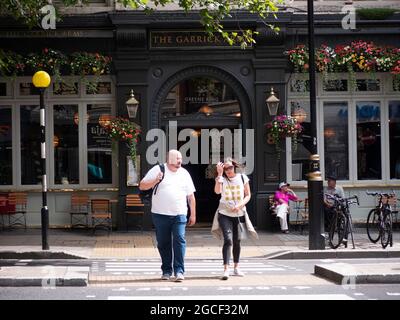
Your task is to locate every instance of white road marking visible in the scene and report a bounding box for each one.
[108,294,354,300]
[112,288,130,292]
[104,268,284,272]
[156,287,172,291]
[294,286,311,290]
[136,288,151,291]
[387,292,400,296]
[354,293,364,296]
[256,287,271,290]
[218,287,233,291]
[86,295,96,298]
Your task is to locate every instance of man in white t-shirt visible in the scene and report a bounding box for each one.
[139,150,196,282]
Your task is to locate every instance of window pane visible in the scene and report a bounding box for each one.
[161,77,240,119]
[290,79,310,93]
[86,82,112,95]
[389,101,400,179]
[19,83,40,96]
[356,79,380,92]
[323,102,349,180]
[356,101,381,180]
[53,82,79,96]
[21,105,41,185]
[54,105,79,185]
[323,80,348,92]
[0,106,12,185]
[291,101,311,181]
[0,83,7,96]
[87,104,112,184]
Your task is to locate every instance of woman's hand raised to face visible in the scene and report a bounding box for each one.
[216,162,224,176]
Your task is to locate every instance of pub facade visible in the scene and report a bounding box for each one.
[0,4,399,230]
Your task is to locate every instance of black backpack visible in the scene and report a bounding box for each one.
[139,164,165,206]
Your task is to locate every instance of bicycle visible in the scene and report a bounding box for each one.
[326,194,359,249]
[366,191,395,249]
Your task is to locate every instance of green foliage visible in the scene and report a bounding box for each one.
[356,8,397,20]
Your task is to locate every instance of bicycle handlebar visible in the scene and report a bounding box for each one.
[325,194,359,205]
[366,190,395,198]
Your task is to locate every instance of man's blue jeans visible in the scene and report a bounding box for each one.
[151,213,187,276]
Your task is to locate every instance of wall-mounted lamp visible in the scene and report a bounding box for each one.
[266,87,280,116]
[126,89,139,119]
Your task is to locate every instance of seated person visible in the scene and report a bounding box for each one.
[324,175,345,231]
[274,182,299,234]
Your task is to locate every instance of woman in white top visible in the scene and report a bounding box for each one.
[214,158,251,280]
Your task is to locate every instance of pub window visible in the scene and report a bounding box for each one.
[19,82,40,96]
[0,106,12,185]
[290,79,310,93]
[323,79,348,92]
[53,105,80,185]
[290,101,311,181]
[356,79,380,92]
[393,78,400,92]
[87,104,112,184]
[389,100,400,179]
[53,82,79,96]
[0,82,8,97]
[161,77,240,118]
[86,82,112,95]
[323,101,349,180]
[356,101,381,180]
[20,105,42,185]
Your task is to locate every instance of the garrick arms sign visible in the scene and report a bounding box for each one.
[150,31,247,49]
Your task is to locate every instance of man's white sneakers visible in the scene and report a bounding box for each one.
[175,273,185,282]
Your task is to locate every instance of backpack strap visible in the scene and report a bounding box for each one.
[153,164,165,195]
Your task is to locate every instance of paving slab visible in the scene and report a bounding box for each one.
[0,266,89,286]
[314,262,400,284]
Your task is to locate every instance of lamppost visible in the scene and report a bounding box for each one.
[32,71,51,250]
[307,0,325,250]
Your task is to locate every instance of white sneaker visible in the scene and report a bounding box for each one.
[161,274,171,280]
[175,273,184,282]
[221,270,230,280]
[233,268,245,277]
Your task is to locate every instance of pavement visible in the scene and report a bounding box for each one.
[0,227,400,287]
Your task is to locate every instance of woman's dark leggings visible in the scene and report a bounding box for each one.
[218,213,241,265]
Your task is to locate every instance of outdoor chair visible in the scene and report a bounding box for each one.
[91,199,112,235]
[0,193,8,230]
[7,192,27,230]
[70,193,90,229]
[290,198,309,234]
[125,194,145,231]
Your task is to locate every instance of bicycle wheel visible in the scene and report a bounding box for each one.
[329,212,346,249]
[381,212,392,249]
[366,208,381,243]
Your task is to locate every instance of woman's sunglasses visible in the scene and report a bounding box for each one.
[223,166,234,171]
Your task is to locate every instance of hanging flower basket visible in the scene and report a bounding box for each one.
[0,50,25,77]
[0,48,112,93]
[102,117,141,166]
[285,41,400,91]
[25,48,67,83]
[266,115,303,159]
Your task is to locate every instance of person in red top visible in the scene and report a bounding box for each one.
[274,182,298,233]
